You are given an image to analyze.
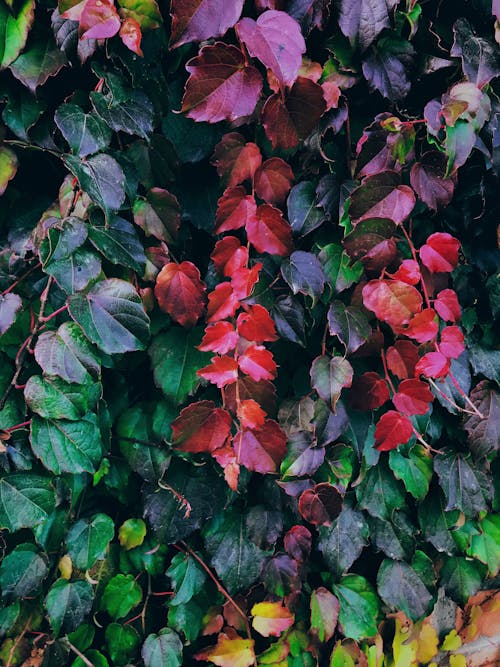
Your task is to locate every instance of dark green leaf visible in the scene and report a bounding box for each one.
[55,103,112,157]
[272,295,307,347]
[418,489,459,555]
[64,154,126,219]
[24,375,98,420]
[310,354,353,410]
[142,628,183,667]
[45,579,94,636]
[439,557,485,605]
[66,513,114,570]
[91,89,154,140]
[287,181,326,236]
[88,215,146,274]
[318,505,369,576]
[281,251,326,300]
[362,37,414,101]
[468,345,500,384]
[333,575,380,640]
[9,37,66,93]
[370,512,415,561]
[434,451,491,518]
[2,86,45,140]
[105,623,140,665]
[166,552,207,606]
[0,543,48,601]
[377,559,432,621]
[0,473,55,531]
[101,574,142,620]
[327,302,371,356]
[318,244,363,294]
[356,459,406,520]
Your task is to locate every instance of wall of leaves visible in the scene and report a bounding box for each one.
[0,0,499,665]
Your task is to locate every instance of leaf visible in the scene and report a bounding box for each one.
[169,0,244,48]
[237,305,277,343]
[119,17,143,56]
[212,133,262,188]
[0,145,18,196]
[181,43,262,124]
[280,250,326,300]
[246,203,293,256]
[105,623,140,665]
[88,215,146,274]
[30,413,104,474]
[0,473,55,531]
[66,513,114,569]
[91,87,154,140]
[434,289,461,323]
[154,261,206,328]
[410,152,455,211]
[298,483,343,526]
[310,587,339,642]
[288,0,331,34]
[375,411,413,451]
[272,295,307,347]
[68,278,150,354]
[24,375,96,420]
[415,351,450,379]
[118,518,147,551]
[349,372,389,411]
[254,158,294,207]
[64,153,125,219]
[349,171,415,225]
[389,445,433,501]
[310,354,353,409]
[149,327,210,405]
[166,551,207,607]
[319,243,363,294]
[468,346,500,383]
[451,18,500,88]
[287,181,326,237]
[238,345,277,382]
[215,187,257,234]
[418,489,459,555]
[338,0,394,51]
[9,37,66,93]
[133,189,181,244]
[284,525,312,562]
[434,451,491,518]
[377,559,432,621]
[45,579,93,636]
[34,322,100,384]
[467,514,500,576]
[101,573,142,619]
[327,302,371,355]
[172,400,232,453]
[198,355,239,388]
[0,293,22,335]
[195,630,255,667]
[362,37,414,101]
[251,602,294,637]
[386,340,419,380]
[203,509,267,594]
[370,512,415,561]
[0,544,48,601]
[439,326,465,359]
[419,232,460,273]
[142,628,183,667]
[392,379,433,417]
[262,77,326,149]
[333,575,380,640]
[0,0,35,69]
[55,103,112,157]
[440,557,484,605]
[119,0,162,29]
[362,279,423,328]
[234,420,286,473]
[280,431,325,479]
[464,381,500,457]
[356,459,406,520]
[235,10,306,88]
[79,0,120,39]
[318,505,369,576]
[118,403,169,481]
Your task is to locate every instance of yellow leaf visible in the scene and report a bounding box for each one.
[441,629,462,651]
[251,602,294,638]
[415,623,439,663]
[58,554,72,580]
[195,631,255,667]
[450,655,467,667]
[392,618,417,667]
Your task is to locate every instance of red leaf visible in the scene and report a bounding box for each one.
[362,279,423,328]
[215,187,257,234]
[392,379,433,416]
[207,283,240,322]
[419,232,460,273]
[234,420,287,473]
[231,264,262,300]
[237,399,266,429]
[119,17,143,56]
[181,43,262,123]
[415,351,450,379]
[404,308,439,343]
[349,171,416,226]
[198,321,239,354]
[211,237,249,278]
[349,372,390,411]
[322,80,341,109]
[392,259,421,285]
[170,0,244,48]
[386,340,419,379]
[374,410,414,451]
[246,204,293,256]
[238,344,277,382]
[80,0,120,39]
[434,288,461,322]
[298,483,343,526]
[212,133,262,187]
[284,525,312,562]
[225,376,276,415]
[254,158,294,206]
[410,151,456,211]
[154,261,206,328]
[237,304,278,342]
[198,355,239,388]
[172,400,232,453]
[211,444,240,491]
[361,238,398,273]
[439,326,465,359]
[262,77,326,149]
[235,10,305,88]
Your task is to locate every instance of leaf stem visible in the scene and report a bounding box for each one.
[427,378,477,416]
[6,615,32,667]
[381,349,397,395]
[65,639,95,667]
[40,303,69,323]
[1,262,42,296]
[447,370,484,419]
[400,224,431,309]
[6,420,31,432]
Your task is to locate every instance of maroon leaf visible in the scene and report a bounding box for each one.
[212,133,262,188]
[298,483,343,526]
[361,238,398,273]
[349,372,390,410]
[169,0,244,48]
[386,340,419,379]
[172,400,232,453]
[235,10,306,88]
[262,77,326,149]
[246,204,293,256]
[362,279,423,328]
[225,377,277,416]
[234,420,287,473]
[342,218,397,262]
[284,525,312,562]
[410,152,456,211]
[374,410,414,451]
[392,379,433,416]
[349,171,415,226]
[182,43,263,123]
[154,261,206,328]
[215,187,258,234]
[211,237,249,277]
[254,158,294,206]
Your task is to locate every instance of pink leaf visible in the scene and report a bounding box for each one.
[403,308,439,343]
[80,0,120,39]
[419,232,460,273]
[198,321,239,354]
[170,0,244,48]
[119,17,143,56]
[172,400,232,453]
[362,279,423,329]
[238,344,277,382]
[439,326,465,359]
[434,288,461,322]
[374,411,414,451]
[207,283,240,322]
[415,351,450,379]
[197,355,239,388]
[392,379,433,416]
[234,420,287,473]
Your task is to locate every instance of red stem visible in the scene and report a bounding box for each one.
[1,263,42,296]
[400,224,432,309]
[6,420,31,432]
[40,304,69,323]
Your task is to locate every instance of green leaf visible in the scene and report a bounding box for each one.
[105,623,140,665]
[142,628,183,667]
[287,181,326,237]
[30,413,104,474]
[333,575,380,641]
[66,513,115,570]
[34,322,100,385]
[468,345,500,384]
[64,154,126,219]
[389,445,433,501]
[45,579,94,636]
[369,511,415,561]
[88,215,146,274]
[327,302,371,356]
[377,559,432,621]
[310,354,353,410]
[167,595,205,642]
[166,551,207,606]
[418,489,459,555]
[91,88,154,140]
[445,120,476,174]
[318,506,369,576]
[272,295,307,347]
[71,650,109,667]
[434,451,491,518]
[43,244,101,294]
[148,327,209,405]
[101,574,142,620]
[2,85,46,140]
[24,375,98,420]
[439,557,485,606]
[9,37,67,93]
[467,514,500,576]
[0,543,48,601]
[55,103,112,157]
[68,279,150,354]
[0,293,22,335]
[0,473,55,531]
[0,0,35,69]
[203,509,267,595]
[310,587,339,643]
[0,145,18,196]
[356,458,406,520]
[118,518,147,551]
[318,244,363,294]
[118,0,162,28]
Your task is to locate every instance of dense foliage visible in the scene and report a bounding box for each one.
[0,0,499,665]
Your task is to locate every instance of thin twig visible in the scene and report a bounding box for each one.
[1,262,41,296]
[6,615,32,667]
[66,640,95,667]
